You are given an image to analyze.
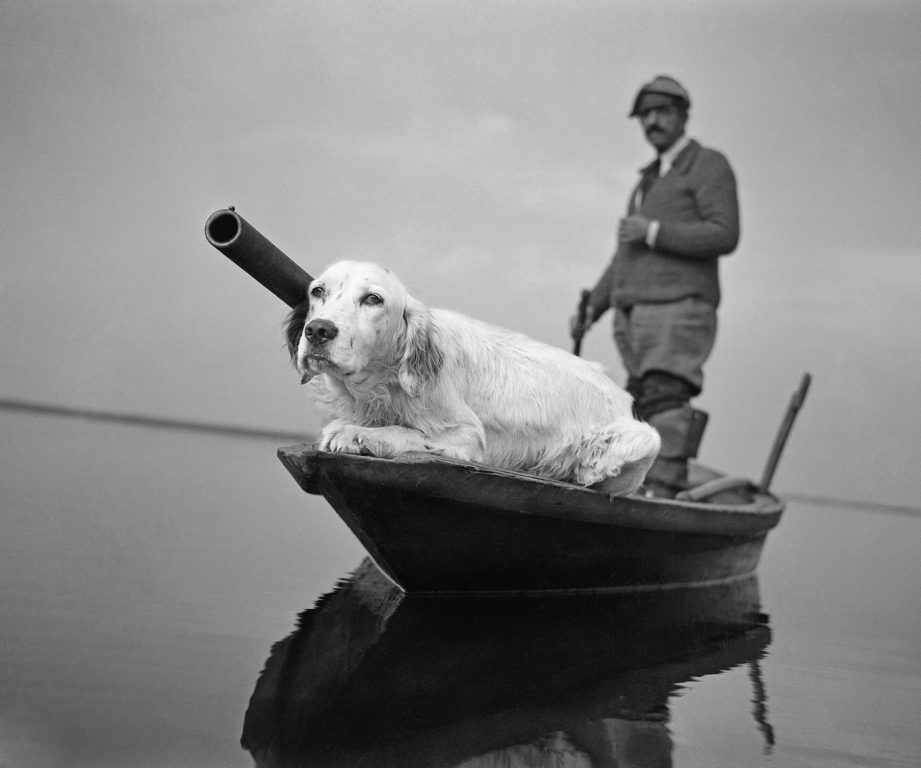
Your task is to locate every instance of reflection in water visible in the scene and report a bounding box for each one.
[242,560,772,768]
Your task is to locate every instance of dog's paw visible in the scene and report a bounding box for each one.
[320,424,397,457]
[321,424,370,455]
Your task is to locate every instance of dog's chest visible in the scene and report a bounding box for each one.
[347,382,414,427]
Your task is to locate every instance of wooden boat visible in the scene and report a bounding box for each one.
[204,208,810,595]
[242,558,773,765]
[278,444,786,594]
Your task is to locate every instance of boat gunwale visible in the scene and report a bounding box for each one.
[278,444,785,538]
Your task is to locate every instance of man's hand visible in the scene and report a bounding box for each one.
[618,214,650,244]
[569,289,595,356]
[569,312,593,339]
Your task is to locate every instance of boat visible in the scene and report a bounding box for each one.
[242,558,773,766]
[278,444,786,594]
[276,370,810,595]
[204,207,810,595]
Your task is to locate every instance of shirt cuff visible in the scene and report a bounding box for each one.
[645,220,660,248]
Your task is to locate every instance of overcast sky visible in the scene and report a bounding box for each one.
[2,0,919,505]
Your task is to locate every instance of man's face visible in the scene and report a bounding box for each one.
[637,102,687,153]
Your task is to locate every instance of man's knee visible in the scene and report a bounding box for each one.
[634,371,697,421]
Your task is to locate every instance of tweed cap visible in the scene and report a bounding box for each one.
[629,75,691,117]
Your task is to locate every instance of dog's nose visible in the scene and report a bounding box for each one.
[304,318,339,344]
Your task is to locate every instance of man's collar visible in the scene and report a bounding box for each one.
[656,134,692,175]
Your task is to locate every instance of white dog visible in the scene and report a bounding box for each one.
[285,261,659,496]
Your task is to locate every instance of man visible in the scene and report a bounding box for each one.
[574,75,740,495]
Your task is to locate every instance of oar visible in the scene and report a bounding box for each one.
[204,206,312,308]
[677,372,812,502]
[758,372,812,494]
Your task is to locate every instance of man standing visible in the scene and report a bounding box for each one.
[574,75,740,495]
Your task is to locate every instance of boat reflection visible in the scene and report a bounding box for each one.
[242,559,773,767]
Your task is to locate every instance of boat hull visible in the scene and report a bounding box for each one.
[278,445,784,594]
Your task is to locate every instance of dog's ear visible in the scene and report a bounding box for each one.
[284,299,310,363]
[398,296,444,397]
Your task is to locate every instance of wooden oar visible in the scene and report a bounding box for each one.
[677,372,812,502]
[758,372,812,493]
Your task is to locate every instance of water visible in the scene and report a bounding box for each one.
[1,411,919,767]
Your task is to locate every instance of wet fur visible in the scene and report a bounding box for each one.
[286,261,659,496]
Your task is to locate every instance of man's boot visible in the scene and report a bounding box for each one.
[643,406,708,497]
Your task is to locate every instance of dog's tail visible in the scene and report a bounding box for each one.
[578,420,661,496]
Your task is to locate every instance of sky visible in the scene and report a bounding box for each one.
[2,0,920,506]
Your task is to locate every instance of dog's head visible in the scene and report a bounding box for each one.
[285,260,442,396]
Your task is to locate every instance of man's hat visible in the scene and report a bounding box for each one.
[629,75,691,117]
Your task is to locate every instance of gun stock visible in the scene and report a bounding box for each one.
[204,207,313,308]
[572,289,592,356]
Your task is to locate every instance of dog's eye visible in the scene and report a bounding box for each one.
[310,285,325,299]
[361,293,383,306]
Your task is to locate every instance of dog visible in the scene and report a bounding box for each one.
[285,261,660,496]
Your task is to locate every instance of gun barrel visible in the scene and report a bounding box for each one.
[205,208,313,308]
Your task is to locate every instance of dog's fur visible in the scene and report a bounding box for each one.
[285,261,659,495]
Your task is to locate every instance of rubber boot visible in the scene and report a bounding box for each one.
[643,406,708,497]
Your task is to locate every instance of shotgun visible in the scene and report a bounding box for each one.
[204,207,313,308]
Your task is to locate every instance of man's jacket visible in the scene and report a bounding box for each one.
[591,139,739,313]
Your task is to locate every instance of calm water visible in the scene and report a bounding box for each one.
[1,411,919,767]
